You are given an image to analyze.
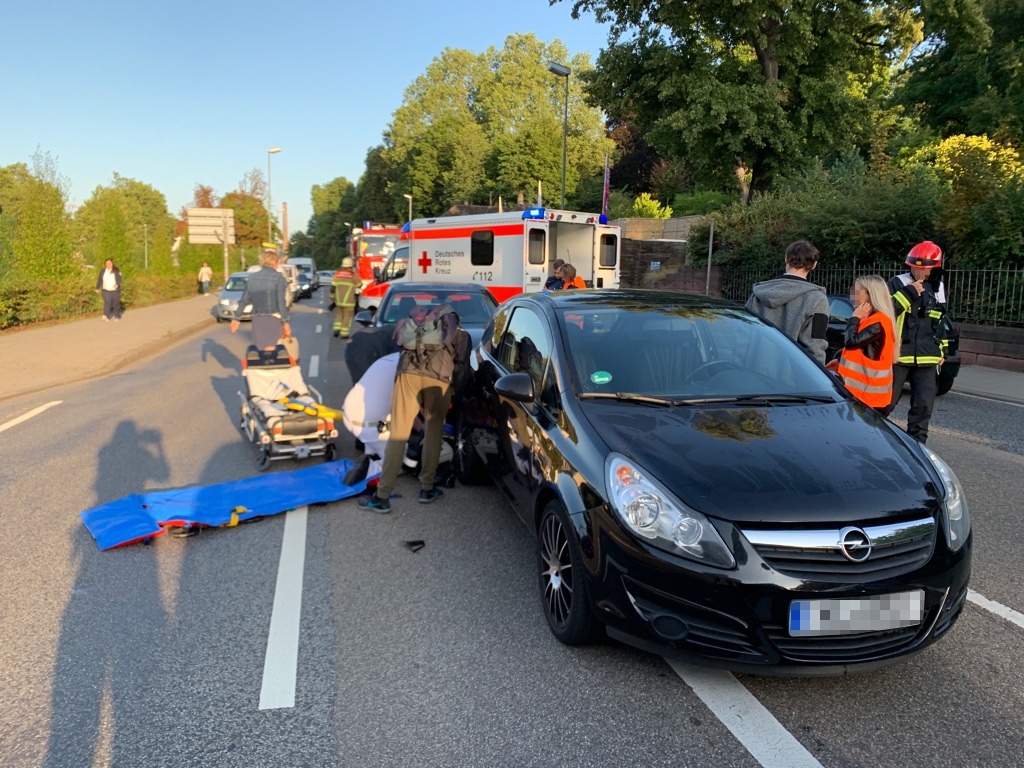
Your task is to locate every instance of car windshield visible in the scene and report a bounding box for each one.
[224,276,248,291]
[381,290,497,325]
[560,305,836,399]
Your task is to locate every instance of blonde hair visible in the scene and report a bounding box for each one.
[854,275,896,332]
[259,249,279,267]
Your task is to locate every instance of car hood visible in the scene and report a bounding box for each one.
[579,400,941,525]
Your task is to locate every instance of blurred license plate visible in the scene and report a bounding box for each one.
[789,590,924,636]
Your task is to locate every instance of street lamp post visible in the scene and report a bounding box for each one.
[403,193,413,223]
[547,61,571,209]
[266,146,281,243]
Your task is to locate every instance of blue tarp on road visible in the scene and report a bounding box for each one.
[82,459,370,550]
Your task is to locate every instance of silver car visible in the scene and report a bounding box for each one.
[213,272,253,322]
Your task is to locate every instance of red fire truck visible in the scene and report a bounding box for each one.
[350,225,402,293]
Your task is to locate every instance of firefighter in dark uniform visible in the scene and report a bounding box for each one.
[332,257,361,339]
[880,241,950,443]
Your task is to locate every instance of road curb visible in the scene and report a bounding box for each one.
[0,318,213,404]
[951,387,1024,406]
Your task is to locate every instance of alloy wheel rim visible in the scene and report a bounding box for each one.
[540,513,573,628]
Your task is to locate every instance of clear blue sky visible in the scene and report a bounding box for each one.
[1,0,610,237]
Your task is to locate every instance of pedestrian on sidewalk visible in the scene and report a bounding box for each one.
[745,240,830,365]
[197,262,213,294]
[94,259,123,321]
[230,249,290,350]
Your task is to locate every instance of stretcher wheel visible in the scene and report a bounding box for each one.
[323,443,337,462]
[255,448,271,471]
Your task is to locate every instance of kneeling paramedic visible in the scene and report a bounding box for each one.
[359,303,458,512]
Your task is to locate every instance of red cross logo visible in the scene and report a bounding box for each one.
[418,251,432,274]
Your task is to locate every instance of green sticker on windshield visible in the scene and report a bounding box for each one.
[591,371,612,385]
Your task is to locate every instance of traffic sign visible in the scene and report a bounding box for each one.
[187,208,236,245]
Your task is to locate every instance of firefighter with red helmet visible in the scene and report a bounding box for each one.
[879,241,950,443]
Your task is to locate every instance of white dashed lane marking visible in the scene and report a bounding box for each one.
[0,400,62,434]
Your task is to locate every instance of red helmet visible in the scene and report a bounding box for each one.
[906,241,943,268]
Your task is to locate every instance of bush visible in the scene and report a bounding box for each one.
[671,190,738,216]
[704,159,943,271]
[0,272,197,330]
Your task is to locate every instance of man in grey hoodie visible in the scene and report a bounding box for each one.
[745,240,830,365]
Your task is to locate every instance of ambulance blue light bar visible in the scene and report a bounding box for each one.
[401,222,411,232]
[523,208,546,220]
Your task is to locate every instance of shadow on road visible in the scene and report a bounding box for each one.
[44,421,170,767]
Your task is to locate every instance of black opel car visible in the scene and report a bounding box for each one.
[457,290,971,675]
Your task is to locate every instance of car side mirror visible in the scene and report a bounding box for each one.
[354,310,373,327]
[373,267,381,282]
[495,372,534,403]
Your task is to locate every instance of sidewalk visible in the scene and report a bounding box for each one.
[0,295,1021,405]
[0,294,219,402]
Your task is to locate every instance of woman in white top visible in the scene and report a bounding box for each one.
[94,259,123,321]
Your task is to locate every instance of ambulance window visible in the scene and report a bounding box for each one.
[471,231,494,266]
[528,228,545,265]
[599,234,618,267]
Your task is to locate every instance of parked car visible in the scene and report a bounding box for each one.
[317,269,336,289]
[353,282,498,348]
[458,289,971,674]
[826,295,961,396]
[213,272,253,322]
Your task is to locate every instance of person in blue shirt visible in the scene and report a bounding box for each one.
[544,258,565,291]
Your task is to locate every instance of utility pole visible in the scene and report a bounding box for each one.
[143,223,149,269]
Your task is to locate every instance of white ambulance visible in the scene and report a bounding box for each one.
[357,207,620,310]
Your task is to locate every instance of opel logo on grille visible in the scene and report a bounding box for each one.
[838,526,872,562]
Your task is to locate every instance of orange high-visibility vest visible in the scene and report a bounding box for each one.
[838,312,895,407]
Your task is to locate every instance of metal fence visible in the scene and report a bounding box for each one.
[720,263,1024,327]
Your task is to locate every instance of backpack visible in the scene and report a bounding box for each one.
[397,303,453,354]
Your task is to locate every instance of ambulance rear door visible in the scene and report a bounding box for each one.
[523,221,549,294]
[592,225,620,289]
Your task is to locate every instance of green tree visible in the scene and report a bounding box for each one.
[630,192,672,219]
[903,134,1024,266]
[563,0,927,200]
[74,174,174,274]
[311,177,355,219]
[896,0,1019,143]
[0,152,76,283]
[355,146,398,223]
[383,34,612,215]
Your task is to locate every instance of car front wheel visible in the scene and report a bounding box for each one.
[537,501,600,645]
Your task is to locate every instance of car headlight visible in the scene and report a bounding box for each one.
[606,454,735,569]
[923,446,971,552]
[243,304,252,313]
[220,298,231,306]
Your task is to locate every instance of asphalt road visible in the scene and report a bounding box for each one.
[1,289,1021,767]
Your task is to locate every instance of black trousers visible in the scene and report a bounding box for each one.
[882,363,938,443]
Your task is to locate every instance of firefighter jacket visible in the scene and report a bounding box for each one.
[332,268,360,307]
[837,312,895,408]
[888,273,949,366]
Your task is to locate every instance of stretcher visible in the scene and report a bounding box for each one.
[238,344,339,470]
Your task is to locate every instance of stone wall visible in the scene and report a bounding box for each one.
[958,324,1024,372]
[615,216,723,294]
